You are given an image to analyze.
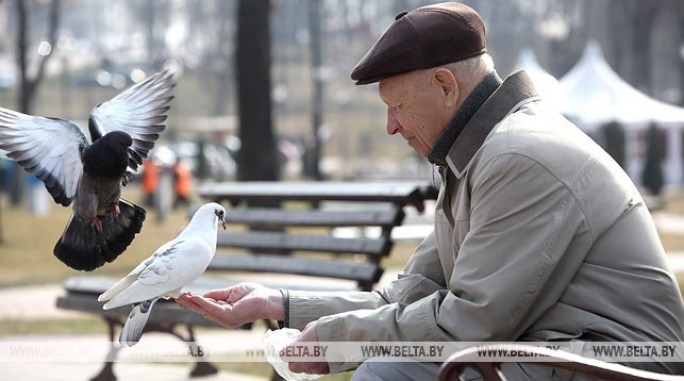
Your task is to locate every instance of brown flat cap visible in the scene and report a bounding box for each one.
[351,2,486,85]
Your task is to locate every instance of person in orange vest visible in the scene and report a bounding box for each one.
[173,158,192,209]
[141,159,158,208]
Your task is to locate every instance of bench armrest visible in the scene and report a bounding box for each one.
[438,344,681,381]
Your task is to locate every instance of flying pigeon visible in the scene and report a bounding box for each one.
[98,202,227,346]
[0,70,175,271]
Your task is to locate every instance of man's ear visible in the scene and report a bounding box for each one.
[432,68,459,108]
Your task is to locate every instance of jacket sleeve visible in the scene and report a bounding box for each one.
[312,153,589,372]
[286,230,446,330]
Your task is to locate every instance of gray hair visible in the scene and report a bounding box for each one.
[444,53,495,88]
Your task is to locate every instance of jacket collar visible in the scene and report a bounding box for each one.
[428,72,502,167]
[430,70,540,178]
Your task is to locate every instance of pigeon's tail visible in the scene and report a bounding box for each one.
[120,298,158,347]
[54,199,146,271]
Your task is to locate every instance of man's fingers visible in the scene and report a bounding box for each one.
[203,288,234,300]
[288,360,328,375]
[204,287,252,303]
[178,295,217,314]
[289,361,304,373]
[176,294,196,308]
[205,282,264,302]
[196,295,233,316]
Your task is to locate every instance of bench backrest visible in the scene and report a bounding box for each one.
[208,204,405,291]
[200,181,437,291]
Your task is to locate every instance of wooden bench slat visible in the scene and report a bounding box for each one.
[61,275,360,300]
[209,254,382,283]
[217,231,391,256]
[56,293,221,327]
[63,275,242,296]
[200,181,433,211]
[227,208,404,228]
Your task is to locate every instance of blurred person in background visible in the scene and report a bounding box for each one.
[173,157,193,209]
[141,158,158,208]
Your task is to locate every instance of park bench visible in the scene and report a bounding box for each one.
[55,180,437,381]
[438,344,684,381]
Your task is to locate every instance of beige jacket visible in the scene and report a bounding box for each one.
[285,72,684,374]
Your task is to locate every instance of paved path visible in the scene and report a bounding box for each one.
[653,212,684,235]
[0,284,84,320]
[0,331,270,381]
[1,363,266,381]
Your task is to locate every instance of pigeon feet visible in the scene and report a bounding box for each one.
[121,172,132,186]
[90,217,103,233]
[110,203,121,218]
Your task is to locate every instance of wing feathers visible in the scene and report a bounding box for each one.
[98,274,137,303]
[119,299,158,347]
[0,108,86,206]
[89,70,175,171]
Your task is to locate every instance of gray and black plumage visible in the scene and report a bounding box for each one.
[0,70,175,271]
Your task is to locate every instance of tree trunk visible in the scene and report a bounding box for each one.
[630,2,657,93]
[213,0,234,116]
[17,0,60,113]
[235,0,278,182]
[12,0,61,206]
[306,0,323,180]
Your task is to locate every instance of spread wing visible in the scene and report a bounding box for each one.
[88,69,175,171]
[0,108,87,206]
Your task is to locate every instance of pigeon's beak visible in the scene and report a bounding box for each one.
[220,217,227,230]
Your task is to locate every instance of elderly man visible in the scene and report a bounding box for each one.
[178,2,684,380]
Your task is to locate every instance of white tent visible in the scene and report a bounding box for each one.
[512,48,560,105]
[558,41,684,127]
[557,41,684,185]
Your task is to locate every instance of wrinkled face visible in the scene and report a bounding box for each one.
[378,70,450,157]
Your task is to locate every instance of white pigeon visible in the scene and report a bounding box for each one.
[98,202,227,346]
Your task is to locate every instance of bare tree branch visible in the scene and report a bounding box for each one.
[12,0,61,206]
[17,0,61,113]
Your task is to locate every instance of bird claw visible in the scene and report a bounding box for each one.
[90,217,103,233]
[110,203,120,218]
[121,172,132,187]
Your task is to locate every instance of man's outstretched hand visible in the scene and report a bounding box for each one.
[176,282,284,328]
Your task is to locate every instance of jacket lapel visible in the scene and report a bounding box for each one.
[447,71,540,178]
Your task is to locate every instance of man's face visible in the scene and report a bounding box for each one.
[378,70,450,157]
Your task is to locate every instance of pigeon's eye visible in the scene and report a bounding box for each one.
[215,209,224,218]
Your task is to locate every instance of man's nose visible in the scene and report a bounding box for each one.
[386,108,400,135]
